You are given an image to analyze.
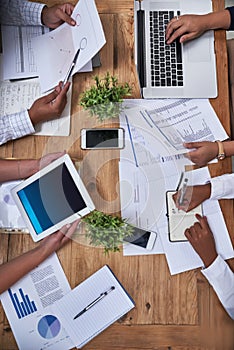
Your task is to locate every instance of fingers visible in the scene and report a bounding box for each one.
[43,89,59,103]
[52,82,70,107]
[64,219,80,239]
[183,142,201,149]
[56,6,76,26]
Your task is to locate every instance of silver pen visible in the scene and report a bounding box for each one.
[63,48,80,87]
[178,178,188,205]
[73,286,115,320]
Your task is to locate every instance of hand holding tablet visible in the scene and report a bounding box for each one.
[11,154,95,242]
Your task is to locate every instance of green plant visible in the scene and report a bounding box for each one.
[82,210,134,254]
[79,72,132,120]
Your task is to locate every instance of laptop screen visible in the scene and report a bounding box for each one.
[17,163,86,234]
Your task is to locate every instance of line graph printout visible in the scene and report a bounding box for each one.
[1,25,50,80]
[32,0,106,92]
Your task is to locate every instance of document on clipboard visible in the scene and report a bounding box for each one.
[166,191,203,242]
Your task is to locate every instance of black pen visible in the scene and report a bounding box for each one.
[63,48,80,87]
[73,286,115,320]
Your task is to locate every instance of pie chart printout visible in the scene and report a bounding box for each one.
[37,315,61,339]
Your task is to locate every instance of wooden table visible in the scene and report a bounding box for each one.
[0,1,234,349]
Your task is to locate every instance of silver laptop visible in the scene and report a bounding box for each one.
[134,0,217,98]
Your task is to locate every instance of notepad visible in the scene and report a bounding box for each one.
[166,191,203,242]
[53,265,135,348]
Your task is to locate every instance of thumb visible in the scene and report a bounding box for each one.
[184,142,202,149]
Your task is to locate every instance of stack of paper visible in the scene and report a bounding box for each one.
[119,99,234,274]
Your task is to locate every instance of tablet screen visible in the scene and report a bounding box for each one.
[17,163,86,234]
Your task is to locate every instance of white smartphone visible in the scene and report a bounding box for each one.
[81,128,125,149]
[124,226,157,250]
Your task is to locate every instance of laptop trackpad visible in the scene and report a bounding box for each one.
[184,32,212,62]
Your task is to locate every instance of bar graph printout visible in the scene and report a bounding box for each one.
[0,253,75,350]
[120,99,229,156]
[1,25,50,80]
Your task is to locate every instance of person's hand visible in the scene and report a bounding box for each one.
[185,214,218,267]
[28,82,70,125]
[41,3,76,28]
[166,14,208,44]
[173,184,211,212]
[39,219,80,258]
[184,141,218,166]
[38,151,66,170]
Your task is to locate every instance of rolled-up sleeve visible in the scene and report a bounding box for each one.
[0,110,35,145]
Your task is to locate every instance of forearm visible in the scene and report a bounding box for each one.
[0,159,39,182]
[202,10,231,31]
[0,245,50,294]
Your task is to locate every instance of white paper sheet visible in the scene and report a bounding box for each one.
[53,265,135,348]
[32,0,106,91]
[121,99,229,156]
[1,24,92,81]
[1,25,49,80]
[0,79,71,136]
[0,254,74,350]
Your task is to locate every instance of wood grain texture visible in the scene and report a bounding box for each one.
[0,1,234,349]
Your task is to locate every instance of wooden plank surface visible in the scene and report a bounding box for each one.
[0,1,234,349]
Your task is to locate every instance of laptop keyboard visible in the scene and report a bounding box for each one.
[149,10,184,87]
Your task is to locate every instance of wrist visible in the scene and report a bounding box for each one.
[41,5,49,26]
[215,140,225,160]
[202,183,211,200]
[202,252,218,268]
[18,160,39,179]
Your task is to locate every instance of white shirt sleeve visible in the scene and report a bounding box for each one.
[0,110,35,145]
[201,255,234,319]
[210,173,234,200]
[0,0,45,26]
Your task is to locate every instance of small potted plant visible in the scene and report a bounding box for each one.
[80,210,134,254]
[79,72,132,121]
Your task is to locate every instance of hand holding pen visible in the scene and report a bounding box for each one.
[28,81,70,124]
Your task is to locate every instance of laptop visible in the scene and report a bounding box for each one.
[135,0,217,98]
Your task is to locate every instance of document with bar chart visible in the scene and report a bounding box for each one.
[0,253,75,350]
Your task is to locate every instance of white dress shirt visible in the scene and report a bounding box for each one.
[201,255,234,320]
[201,173,234,320]
[210,173,234,199]
[0,1,45,145]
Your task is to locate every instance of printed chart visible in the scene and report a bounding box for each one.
[8,288,37,319]
[37,315,61,339]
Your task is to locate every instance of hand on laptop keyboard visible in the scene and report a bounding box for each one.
[165,6,233,45]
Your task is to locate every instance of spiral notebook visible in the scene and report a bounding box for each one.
[53,265,135,348]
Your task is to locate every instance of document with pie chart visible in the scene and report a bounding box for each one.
[0,253,75,350]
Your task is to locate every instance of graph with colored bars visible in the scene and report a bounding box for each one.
[8,288,37,319]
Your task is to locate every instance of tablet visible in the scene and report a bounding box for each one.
[11,154,95,242]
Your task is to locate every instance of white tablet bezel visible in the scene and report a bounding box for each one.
[11,154,95,242]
